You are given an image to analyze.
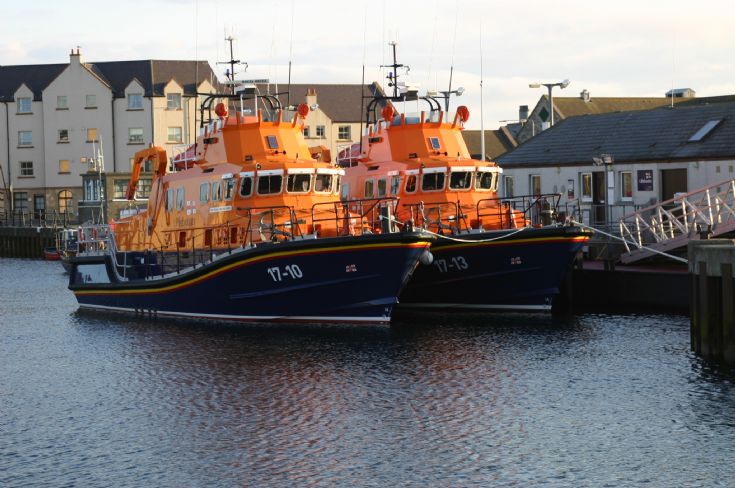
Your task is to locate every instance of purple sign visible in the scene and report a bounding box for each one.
[638,170,653,191]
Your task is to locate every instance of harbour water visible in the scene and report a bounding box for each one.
[2,257,735,487]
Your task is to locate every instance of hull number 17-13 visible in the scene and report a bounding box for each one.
[433,256,469,273]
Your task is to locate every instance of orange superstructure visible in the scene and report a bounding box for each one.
[110,98,390,261]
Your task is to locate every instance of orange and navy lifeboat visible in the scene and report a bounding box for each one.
[67,94,434,325]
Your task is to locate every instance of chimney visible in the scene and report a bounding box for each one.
[580,89,590,102]
[306,87,317,107]
[70,46,82,66]
[518,105,529,122]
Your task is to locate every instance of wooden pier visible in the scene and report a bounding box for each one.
[0,227,58,259]
[689,239,735,367]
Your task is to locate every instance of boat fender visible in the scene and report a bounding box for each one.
[419,250,434,266]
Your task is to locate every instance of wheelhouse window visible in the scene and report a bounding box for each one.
[429,137,441,150]
[257,174,283,195]
[421,170,446,192]
[128,93,143,109]
[475,171,493,190]
[212,181,222,201]
[167,93,182,110]
[581,173,593,202]
[620,171,633,201]
[390,175,401,196]
[266,135,279,149]
[166,188,174,211]
[377,178,387,197]
[449,171,472,190]
[240,175,253,197]
[405,174,417,193]
[199,182,210,203]
[287,174,311,193]
[364,179,374,198]
[176,187,185,210]
[223,177,235,200]
[314,174,333,193]
[17,97,32,113]
[530,174,541,196]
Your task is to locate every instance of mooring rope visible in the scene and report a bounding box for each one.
[380,215,530,243]
[569,219,688,264]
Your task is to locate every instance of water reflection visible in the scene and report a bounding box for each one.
[3,258,735,487]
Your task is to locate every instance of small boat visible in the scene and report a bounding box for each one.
[55,228,79,273]
[68,91,433,325]
[335,47,590,312]
[43,247,61,261]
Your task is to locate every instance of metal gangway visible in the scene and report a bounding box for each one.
[618,177,735,264]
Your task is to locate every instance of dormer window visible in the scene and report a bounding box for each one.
[688,119,722,142]
[167,93,182,110]
[17,97,32,114]
[128,93,143,110]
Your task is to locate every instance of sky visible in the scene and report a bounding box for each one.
[3,0,735,130]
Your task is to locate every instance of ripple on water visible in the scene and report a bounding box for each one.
[2,258,735,487]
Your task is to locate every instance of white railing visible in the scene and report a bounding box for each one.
[618,178,735,259]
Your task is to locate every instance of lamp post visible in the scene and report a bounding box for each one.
[592,153,614,228]
[529,79,570,127]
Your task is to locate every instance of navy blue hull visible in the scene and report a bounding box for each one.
[69,233,431,324]
[398,226,589,311]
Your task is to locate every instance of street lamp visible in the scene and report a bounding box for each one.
[529,79,570,126]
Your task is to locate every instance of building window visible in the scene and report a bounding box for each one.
[86,128,98,142]
[113,179,130,199]
[337,126,351,140]
[128,127,144,144]
[316,125,325,137]
[167,127,182,143]
[303,126,310,138]
[620,171,633,201]
[137,178,152,199]
[58,129,69,143]
[504,176,514,197]
[57,95,68,109]
[581,173,593,202]
[85,94,97,108]
[128,93,143,110]
[58,190,73,214]
[18,131,32,147]
[13,192,29,212]
[84,179,101,201]
[167,93,182,110]
[59,159,71,174]
[19,161,34,177]
[530,175,541,196]
[17,97,32,113]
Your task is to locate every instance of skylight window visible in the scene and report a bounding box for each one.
[688,119,722,142]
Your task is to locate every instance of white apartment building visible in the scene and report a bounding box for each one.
[0,49,219,220]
